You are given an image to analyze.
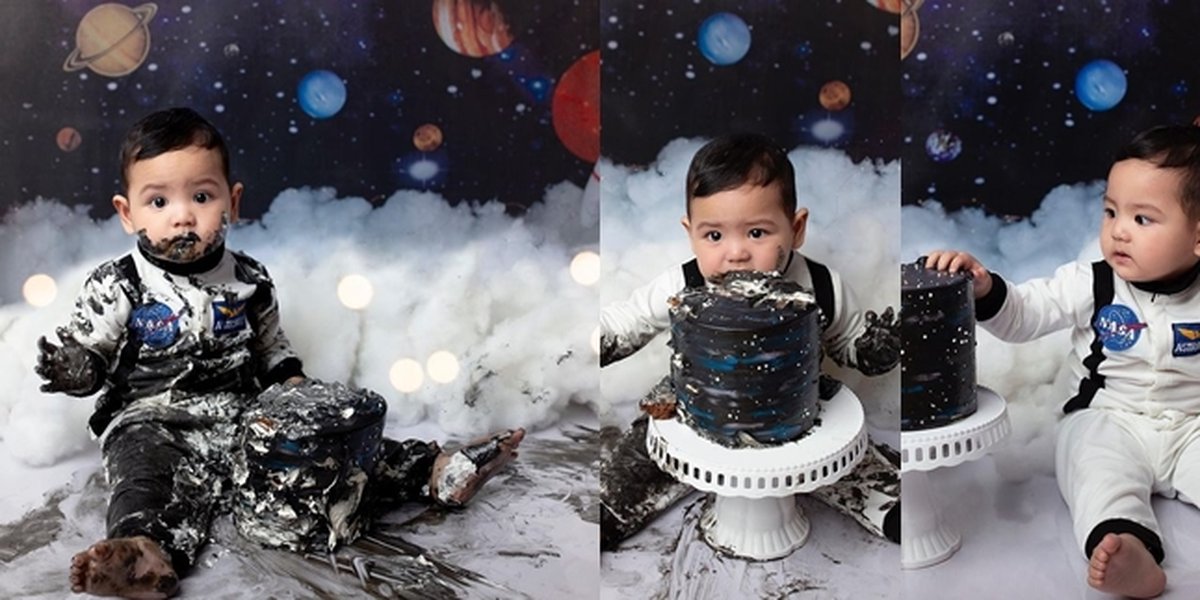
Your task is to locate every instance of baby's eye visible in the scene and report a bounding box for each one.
[193,192,210,204]
[151,196,167,209]
[1103,207,1115,218]
[748,228,767,239]
[704,231,722,242]
[1134,214,1153,225]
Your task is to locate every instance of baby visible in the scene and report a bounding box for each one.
[36,107,522,598]
[925,124,1200,598]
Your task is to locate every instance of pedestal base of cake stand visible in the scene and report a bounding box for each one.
[646,387,867,561]
[900,387,1010,569]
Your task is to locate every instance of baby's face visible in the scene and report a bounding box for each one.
[1101,158,1200,282]
[682,182,805,280]
[114,145,242,264]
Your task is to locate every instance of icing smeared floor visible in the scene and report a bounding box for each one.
[0,416,599,599]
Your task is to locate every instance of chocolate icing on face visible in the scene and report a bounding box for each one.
[900,262,978,430]
[669,271,821,447]
[136,213,230,264]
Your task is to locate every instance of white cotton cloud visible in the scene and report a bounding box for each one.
[901,179,1106,480]
[0,182,598,466]
[600,140,901,436]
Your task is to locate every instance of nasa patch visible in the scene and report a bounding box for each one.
[212,299,248,336]
[129,301,179,349]
[1094,304,1146,352]
[1172,323,1200,357]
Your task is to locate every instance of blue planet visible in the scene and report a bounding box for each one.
[297,70,347,119]
[1075,59,1126,112]
[698,12,751,66]
[925,129,962,162]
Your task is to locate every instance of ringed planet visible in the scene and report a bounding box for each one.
[63,2,158,78]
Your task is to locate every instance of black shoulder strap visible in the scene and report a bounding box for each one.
[1063,260,1115,413]
[805,257,835,330]
[682,258,705,289]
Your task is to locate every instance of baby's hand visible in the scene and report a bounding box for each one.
[923,250,992,298]
[35,329,104,395]
[855,307,899,376]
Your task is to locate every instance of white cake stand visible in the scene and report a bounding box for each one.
[646,386,867,561]
[900,386,1010,569]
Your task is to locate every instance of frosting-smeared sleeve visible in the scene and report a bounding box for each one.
[599,267,682,367]
[246,268,305,385]
[819,268,870,369]
[63,263,134,364]
[978,261,1092,342]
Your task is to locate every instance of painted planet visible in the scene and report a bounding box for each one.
[552,50,600,163]
[432,0,513,58]
[223,43,240,58]
[998,31,1015,46]
[56,127,82,152]
[62,2,157,77]
[865,0,902,13]
[1075,59,1127,112]
[925,129,962,162]
[697,12,751,66]
[297,70,347,119]
[900,7,919,59]
[819,80,851,111]
[413,123,444,152]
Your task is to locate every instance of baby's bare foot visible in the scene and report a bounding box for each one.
[1088,532,1166,598]
[431,428,525,507]
[69,536,178,599]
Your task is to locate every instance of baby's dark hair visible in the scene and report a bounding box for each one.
[119,107,230,192]
[685,133,797,216]
[1115,125,1200,220]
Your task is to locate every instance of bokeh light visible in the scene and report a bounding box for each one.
[569,250,601,286]
[389,358,424,393]
[337,274,374,310]
[427,350,460,383]
[23,274,57,307]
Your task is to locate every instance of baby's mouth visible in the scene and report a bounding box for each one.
[139,231,206,262]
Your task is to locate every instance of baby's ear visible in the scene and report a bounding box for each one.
[791,207,809,249]
[112,195,136,235]
[229,182,244,224]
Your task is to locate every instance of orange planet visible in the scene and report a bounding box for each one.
[56,127,82,152]
[432,0,513,58]
[552,50,600,163]
[63,3,157,77]
[413,123,444,152]
[819,80,851,111]
[901,7,920,60]
[866,0,902,13]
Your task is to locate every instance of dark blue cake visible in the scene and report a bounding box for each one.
[901,262,978,430]
[669,271,821,447]
[232,379,386,551]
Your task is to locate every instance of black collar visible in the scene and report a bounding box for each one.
[138,242,226,275]
[1131,259,1200,295]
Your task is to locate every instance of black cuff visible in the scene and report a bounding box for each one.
[263,357,305,386]
[975,271,1008,321]
[1085,518,1164,564]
